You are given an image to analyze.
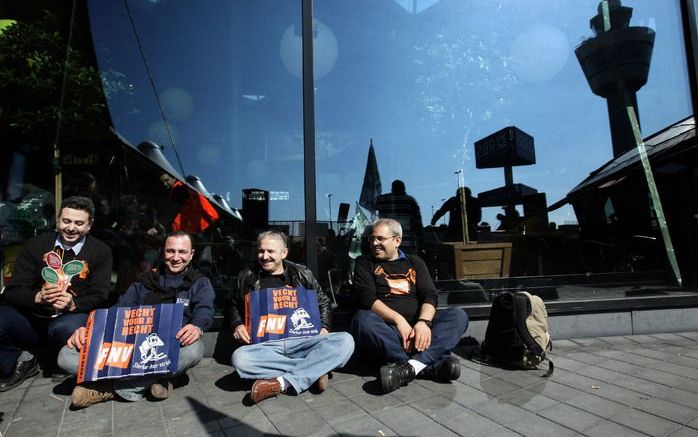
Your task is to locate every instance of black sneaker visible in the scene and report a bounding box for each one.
[418,356,461,381]
[0,357,40,392]
[380,361,415,394]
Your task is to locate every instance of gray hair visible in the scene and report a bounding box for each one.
[257,230,289,248]
[372,218,402,238]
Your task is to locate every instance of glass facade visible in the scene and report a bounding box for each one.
[1,1,697,316]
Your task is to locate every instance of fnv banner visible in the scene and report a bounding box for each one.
[77,303,184,384]
[245,286,321,344]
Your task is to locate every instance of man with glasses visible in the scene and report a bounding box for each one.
[351,218,468,394]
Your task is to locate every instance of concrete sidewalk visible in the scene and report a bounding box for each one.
[2,332,698,436]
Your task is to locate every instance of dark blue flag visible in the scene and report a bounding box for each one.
[359,140,382,214]
[245,286,321,343]
[77,303,183,383]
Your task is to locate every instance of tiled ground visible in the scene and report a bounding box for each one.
[2,332,698,436]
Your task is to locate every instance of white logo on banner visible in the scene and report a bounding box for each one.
[138,333,167,364]
[290,307,315,330]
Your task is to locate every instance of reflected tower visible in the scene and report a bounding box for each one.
[575,0,655,158]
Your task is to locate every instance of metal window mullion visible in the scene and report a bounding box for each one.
[302,0,318,275]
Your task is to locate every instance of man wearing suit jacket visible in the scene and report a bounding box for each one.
[0,196,113,391]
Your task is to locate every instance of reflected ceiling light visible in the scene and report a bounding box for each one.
[131,0,168,11]
[280,20,338,80]
[392,0,441,14]
[247,159,266,181]
[147,120,178,146]
[197,143,221,166]
[509,23,569,83]
[242,94,266,102]
[160,86,194,122]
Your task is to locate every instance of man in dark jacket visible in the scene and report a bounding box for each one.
[0,196,113,392]
[351,218,468,394]
[57,231,214,408]
[431,186,482,242]
[376,180,424,254]
[230,230,354,403]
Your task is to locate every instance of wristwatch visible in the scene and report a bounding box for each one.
[417,318,433,328]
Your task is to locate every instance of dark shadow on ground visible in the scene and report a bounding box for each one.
[360,379,383,395]
[53,377,75,396]
[213,328,236,365]
[186,397,275,434]
[452,336,481,361]
[338,353,380,378]
[215,371,252,393]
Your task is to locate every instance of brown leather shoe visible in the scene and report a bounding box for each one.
[71,381,115,408]
[250,378,282,403]
[149,379,173,400]
[313,373,329,393]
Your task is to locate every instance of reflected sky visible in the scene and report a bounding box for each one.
[88,0,691,227]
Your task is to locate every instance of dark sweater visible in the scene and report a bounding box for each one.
[4,232,113,315]
[353,253,438,323]
[116,269,215,331]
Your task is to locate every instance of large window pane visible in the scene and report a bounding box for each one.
[314,0,696,301]
[86,0,306,267]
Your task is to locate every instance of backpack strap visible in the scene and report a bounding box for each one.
[513,293,554,377]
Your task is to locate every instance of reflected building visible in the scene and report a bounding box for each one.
[575,0,655,158]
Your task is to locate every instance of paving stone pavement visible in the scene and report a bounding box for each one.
[2,332,698,436]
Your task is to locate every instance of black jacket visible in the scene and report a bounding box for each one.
[4,232,113,316]
[229,260,332,331]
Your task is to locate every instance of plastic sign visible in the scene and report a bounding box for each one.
[41,250,87,287]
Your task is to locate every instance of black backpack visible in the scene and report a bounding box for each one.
[480,291,554,376]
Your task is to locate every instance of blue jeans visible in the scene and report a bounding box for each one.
[0,304,87,375]
[350,308,468,367]
[58,340,205,401]
[231,332,354,394]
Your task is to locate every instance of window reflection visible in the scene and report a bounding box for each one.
[314,0,695,299]
[1,0,696,312]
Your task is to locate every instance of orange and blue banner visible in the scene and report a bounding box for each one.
[245,286,321,344]
[77,303,183,383]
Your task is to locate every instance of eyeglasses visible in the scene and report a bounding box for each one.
[369,235,397,243]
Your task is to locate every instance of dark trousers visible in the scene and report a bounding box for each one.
[350,307,468,367]
[0,305,87,375]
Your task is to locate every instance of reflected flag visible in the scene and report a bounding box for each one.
[359,139,382,214]
[348,203,370,260]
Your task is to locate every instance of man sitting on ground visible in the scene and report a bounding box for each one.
[351,218,469,393]
[0,196,113,392]
[58,231,214,408]
[230,230,354,403]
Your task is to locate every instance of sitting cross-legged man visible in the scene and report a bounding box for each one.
[351,218,469,393]
[230,230,354,403]
[58,231,214,408]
